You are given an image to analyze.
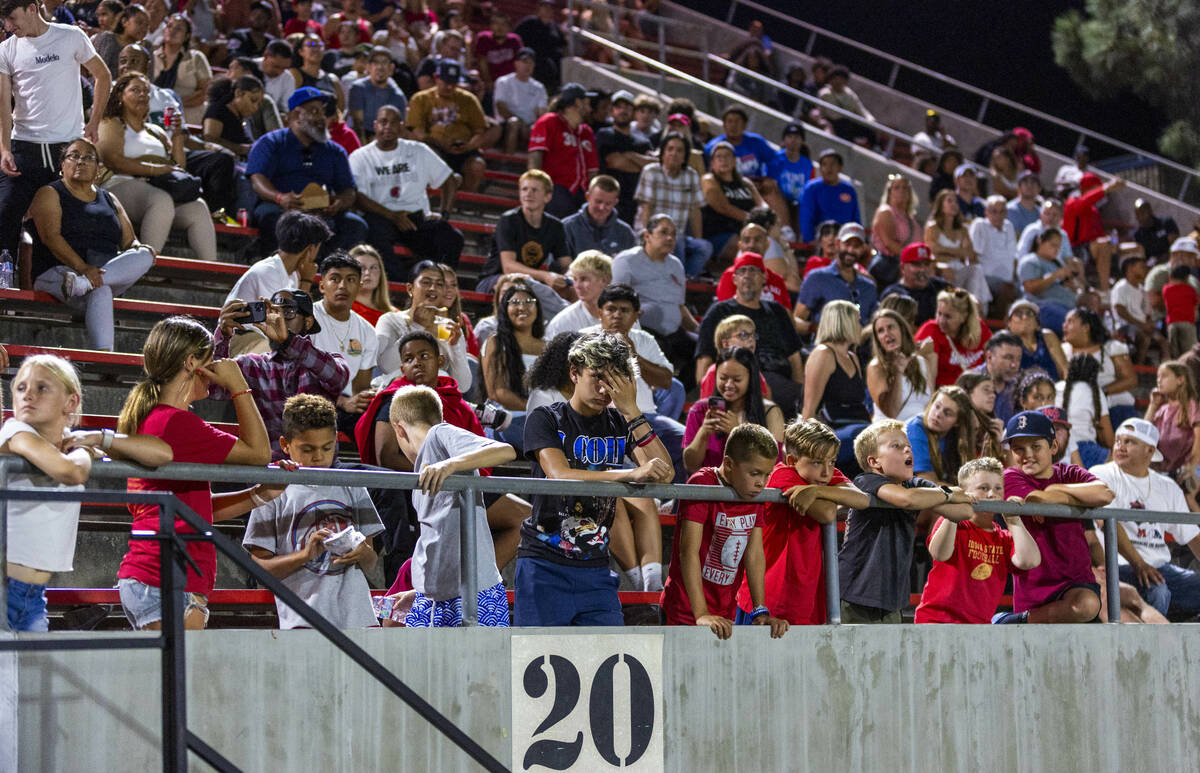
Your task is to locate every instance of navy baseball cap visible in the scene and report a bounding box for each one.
[1004,410,1055,443]
[287,86,332,112]
[436,58,462,82]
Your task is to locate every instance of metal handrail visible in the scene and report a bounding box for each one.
[568,0,706,33]
[717,0,1200,194]
[0,459,510,773]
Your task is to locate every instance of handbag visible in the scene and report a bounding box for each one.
[146,168,203,203]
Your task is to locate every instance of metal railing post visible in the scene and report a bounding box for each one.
[805,30,816,55]
[656,22,666,96]
[887,62,900,88]
[701,29,710,83]
[158,500,189,773]
[0,458,9,632]
[566,0,576,59]
[821,521,841,624]
[1103,517,1121,624]
[459,487,479,627]
[975,97,990,124]
[724,0,738,25]
[1179,174,1192,202]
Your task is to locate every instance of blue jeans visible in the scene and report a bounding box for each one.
[647,412,687,484]
[6,577,49,632]
[1108,404,1139,429]
[653,378,686,421]
[834,423,869,478]
[1035,301,1070,337]
[672,234,714,277]
[1119,562,1200,618]
[514,557,623,626]
[491,410,527,454]
[1077,440,1110,468]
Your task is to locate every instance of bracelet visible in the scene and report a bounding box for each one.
[249,489,268,507]
[750,605,770,619]
[627,415,649,434]
[231,388,253,399]
[635,429,658,448]
[100,428,115,451]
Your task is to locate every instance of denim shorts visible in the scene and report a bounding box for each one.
[6,576,49,632]
[118,578,209,629]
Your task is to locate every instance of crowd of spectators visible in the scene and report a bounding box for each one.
[3,0,1200,636]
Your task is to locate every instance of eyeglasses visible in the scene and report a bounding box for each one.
[64,153,99,164]
[507,298,538,307]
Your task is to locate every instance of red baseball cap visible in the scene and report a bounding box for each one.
[1079,173,1103,192]
[900,242,933,264]
[732,252,766,272]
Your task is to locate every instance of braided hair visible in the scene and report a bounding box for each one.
[1062,353,1104,435]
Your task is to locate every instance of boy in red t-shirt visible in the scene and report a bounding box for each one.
[733,419,869,625]
[661,424,789,639]
[1162,264,1199,358]
[915,457,1041,624]
[994,410,1115,623]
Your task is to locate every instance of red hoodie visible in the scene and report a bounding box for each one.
[355,375,484,465]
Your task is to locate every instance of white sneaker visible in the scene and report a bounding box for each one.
[474,401,513,431]
[60,270,90,298]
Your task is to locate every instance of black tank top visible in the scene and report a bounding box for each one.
[701,176,756,238]
[820,350,871,425]
[31,180,124,279]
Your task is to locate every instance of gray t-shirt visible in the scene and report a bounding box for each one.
[244,484,384,629]
[838,473,937,612]
[612,247,686,335]
[412,423,505,600]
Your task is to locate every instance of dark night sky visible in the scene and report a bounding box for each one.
[692,0,1165,160]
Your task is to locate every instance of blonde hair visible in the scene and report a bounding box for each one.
[568,250,613,280]
[1160,360,1198,430]
[724,423,779,463]
[713,314,755,351]
[437,262,463,321]
[878,174,916,218]
[118,317,213,434]
[12,355,83,427]
[349,244,396,314]
[520,168,553,195]
[869,308,927,396]
[936,288,983,349]
[782,417,838,461]
[957,456,1003,488]
[854,419,906,472]
[388,384,443,427]
[815,300,861,346]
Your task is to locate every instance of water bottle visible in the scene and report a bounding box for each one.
[0,249,13,290]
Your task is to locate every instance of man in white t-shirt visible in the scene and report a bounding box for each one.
[493,47,547,155]
[309,252,379,434]
[0,0,112,254]
[544,250,611,339]
[349,104,464,276]
[1089,419,1200,618]
[224,211,329,354]
[969,194,1019,316]
[1111,253,1164,364]
[259,39,297,117]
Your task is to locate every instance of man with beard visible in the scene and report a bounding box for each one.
[880,242,950,327]
[406,58,488,193]
[595,90,654,224]
[245,86,368,254]
[794,222,878,334]
[349,104,464,275]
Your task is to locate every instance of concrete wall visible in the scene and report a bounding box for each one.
[11,625,1200,771]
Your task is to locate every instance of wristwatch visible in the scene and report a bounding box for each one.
[939,485,953,501]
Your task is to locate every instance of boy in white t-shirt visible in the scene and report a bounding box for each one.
[309,252,379,434]
[390,384,517,626]
[492,47,547,154]
[1110,253,1164,364]
[0,1,112,254]
[543,250,612,340]
[243,395,384,630]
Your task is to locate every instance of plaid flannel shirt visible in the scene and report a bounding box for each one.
[634,163,703,234]
[212,328,351,456]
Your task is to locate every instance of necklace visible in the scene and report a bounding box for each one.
[327,314,352,353]
[1116,465,1152,507]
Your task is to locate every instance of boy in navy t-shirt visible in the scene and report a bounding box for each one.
[515,332,674,626]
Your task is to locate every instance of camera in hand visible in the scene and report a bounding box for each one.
[707,395,727,413]
[237,301,267,325]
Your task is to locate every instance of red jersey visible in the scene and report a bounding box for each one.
[915,318,991,386]
[1163,282,1198,326]
[914,518,1017,623]
[735,462,849,624]
[528,112,598,194]
[119,406,237,594]
[661,468,764,624]
[715,264,791,306]
[474,31,523,80]
[1062,186,1106,246]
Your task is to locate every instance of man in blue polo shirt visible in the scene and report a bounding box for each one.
[796,148,860,242]
[794,222,877,334]
[704,104,796,241]
[246,86,369,254]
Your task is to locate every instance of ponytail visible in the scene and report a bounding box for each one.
[118,316,213,434]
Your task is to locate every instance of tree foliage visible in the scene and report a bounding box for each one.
[1052,0,1200,165]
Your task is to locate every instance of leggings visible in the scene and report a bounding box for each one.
[34,247,155,350]
[106,178,217,258]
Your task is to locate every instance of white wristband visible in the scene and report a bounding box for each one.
[100,428,115,451]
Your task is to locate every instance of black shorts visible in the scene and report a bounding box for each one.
[437,146,483,174]
[1050,581,1102,622]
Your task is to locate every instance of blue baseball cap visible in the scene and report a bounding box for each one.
[287,86,332,112]
[1004,410,1055,443]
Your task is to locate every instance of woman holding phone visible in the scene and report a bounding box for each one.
[682,346,783,474]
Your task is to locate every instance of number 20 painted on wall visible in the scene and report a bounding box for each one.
[521,653,655,770]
